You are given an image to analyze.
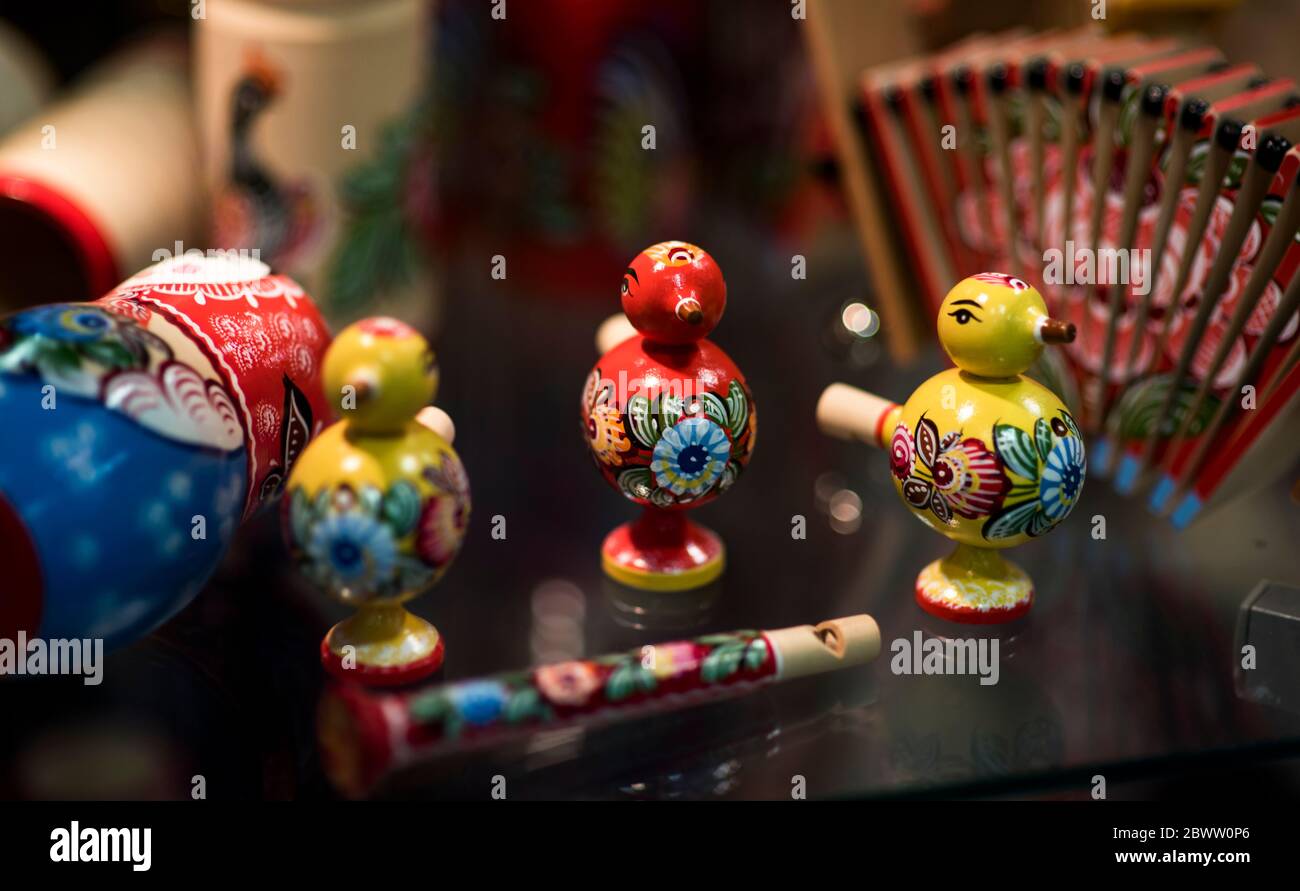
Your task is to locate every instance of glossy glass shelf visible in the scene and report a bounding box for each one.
[4,235,1299,800]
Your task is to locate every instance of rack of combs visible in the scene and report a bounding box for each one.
[823,24,1300,529]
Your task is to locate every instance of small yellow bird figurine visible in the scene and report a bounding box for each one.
[283,317,469,684]
[818,273,1084,623]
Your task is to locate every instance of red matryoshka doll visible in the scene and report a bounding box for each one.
[581,241,756,591]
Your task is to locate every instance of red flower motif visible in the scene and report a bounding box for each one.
[895,417,1009,523]
[416,492,469,568]
[889,425,914,481]
[534,661,602,707]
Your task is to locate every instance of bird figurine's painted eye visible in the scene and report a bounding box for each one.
[949,308,975,325]
[622,241,723,343]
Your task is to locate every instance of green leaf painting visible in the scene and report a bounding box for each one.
[627,395,660,449]
[503,686,551,725]
[80,339,137,369]
[697,391,728,430]
[701,641,747,683]
[984,497,1040,541]
[1184,141,1209,186]
[382,480,422,536]
[616,466,655,501]
[290,488,313,548]
[1222,149,1250,191]
[605,661,656,701]
[725,379,749,439]
[1113,374,1219,440]
[993,423,1040,481]
[658,393,683,430]
[1033,417,1053,463]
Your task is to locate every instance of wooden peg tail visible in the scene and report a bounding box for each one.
[816,383,899,447]
[595,313,637,355]
[416,405,455,444]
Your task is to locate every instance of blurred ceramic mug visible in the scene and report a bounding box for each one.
[195,0,439,329]
[0,19,54,137]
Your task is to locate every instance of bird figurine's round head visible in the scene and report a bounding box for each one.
[621,241,726,345]
[938,273,1075,378]
[323,317,438,434]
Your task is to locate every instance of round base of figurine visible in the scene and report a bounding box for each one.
[601,507,725,592]
[321,605,445,686]
[914,543,1033,624]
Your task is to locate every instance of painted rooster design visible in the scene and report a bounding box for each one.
[213,51,317,266]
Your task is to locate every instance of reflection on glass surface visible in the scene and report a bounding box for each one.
[3,232,1299,801]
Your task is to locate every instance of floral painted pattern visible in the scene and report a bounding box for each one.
[1039,435,1085,523]
[651,417,730,496]
[533,661,602,707]
[416,452,471,568]
[446,681,510,727]
[580,366,755,508]
[0,302,255,457]
[306,509,399,593]
[285,455,469,602]
[587,403,632,465]
[403,630,776,745]
[891,415,1009,524]
[0,304,172,400]
[891,410,1085,540]
[984,410,1086,540]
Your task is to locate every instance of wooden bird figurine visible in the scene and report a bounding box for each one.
[283,317,469,684]
[583,241,756,591]
[818,273,1084,623]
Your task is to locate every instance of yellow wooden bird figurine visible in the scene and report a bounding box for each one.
[818,273,1084,623]
[283,317,469,684]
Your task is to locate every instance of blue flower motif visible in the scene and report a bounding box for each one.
[449,680,509,726]
[985,411,1086,541]
[306,509,397,595]
[650,417,731,497]
[1038,435,1085,523]
[12,305,116,343]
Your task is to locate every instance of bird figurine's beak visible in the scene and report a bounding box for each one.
[1039,317,1076,344]
[344,368,379,408]
[676,298,704,325]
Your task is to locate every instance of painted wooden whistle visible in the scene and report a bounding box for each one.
[818,273,1085,623]
[282,317,470,686]
[318,614,880,795]
[582,241,756,592]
